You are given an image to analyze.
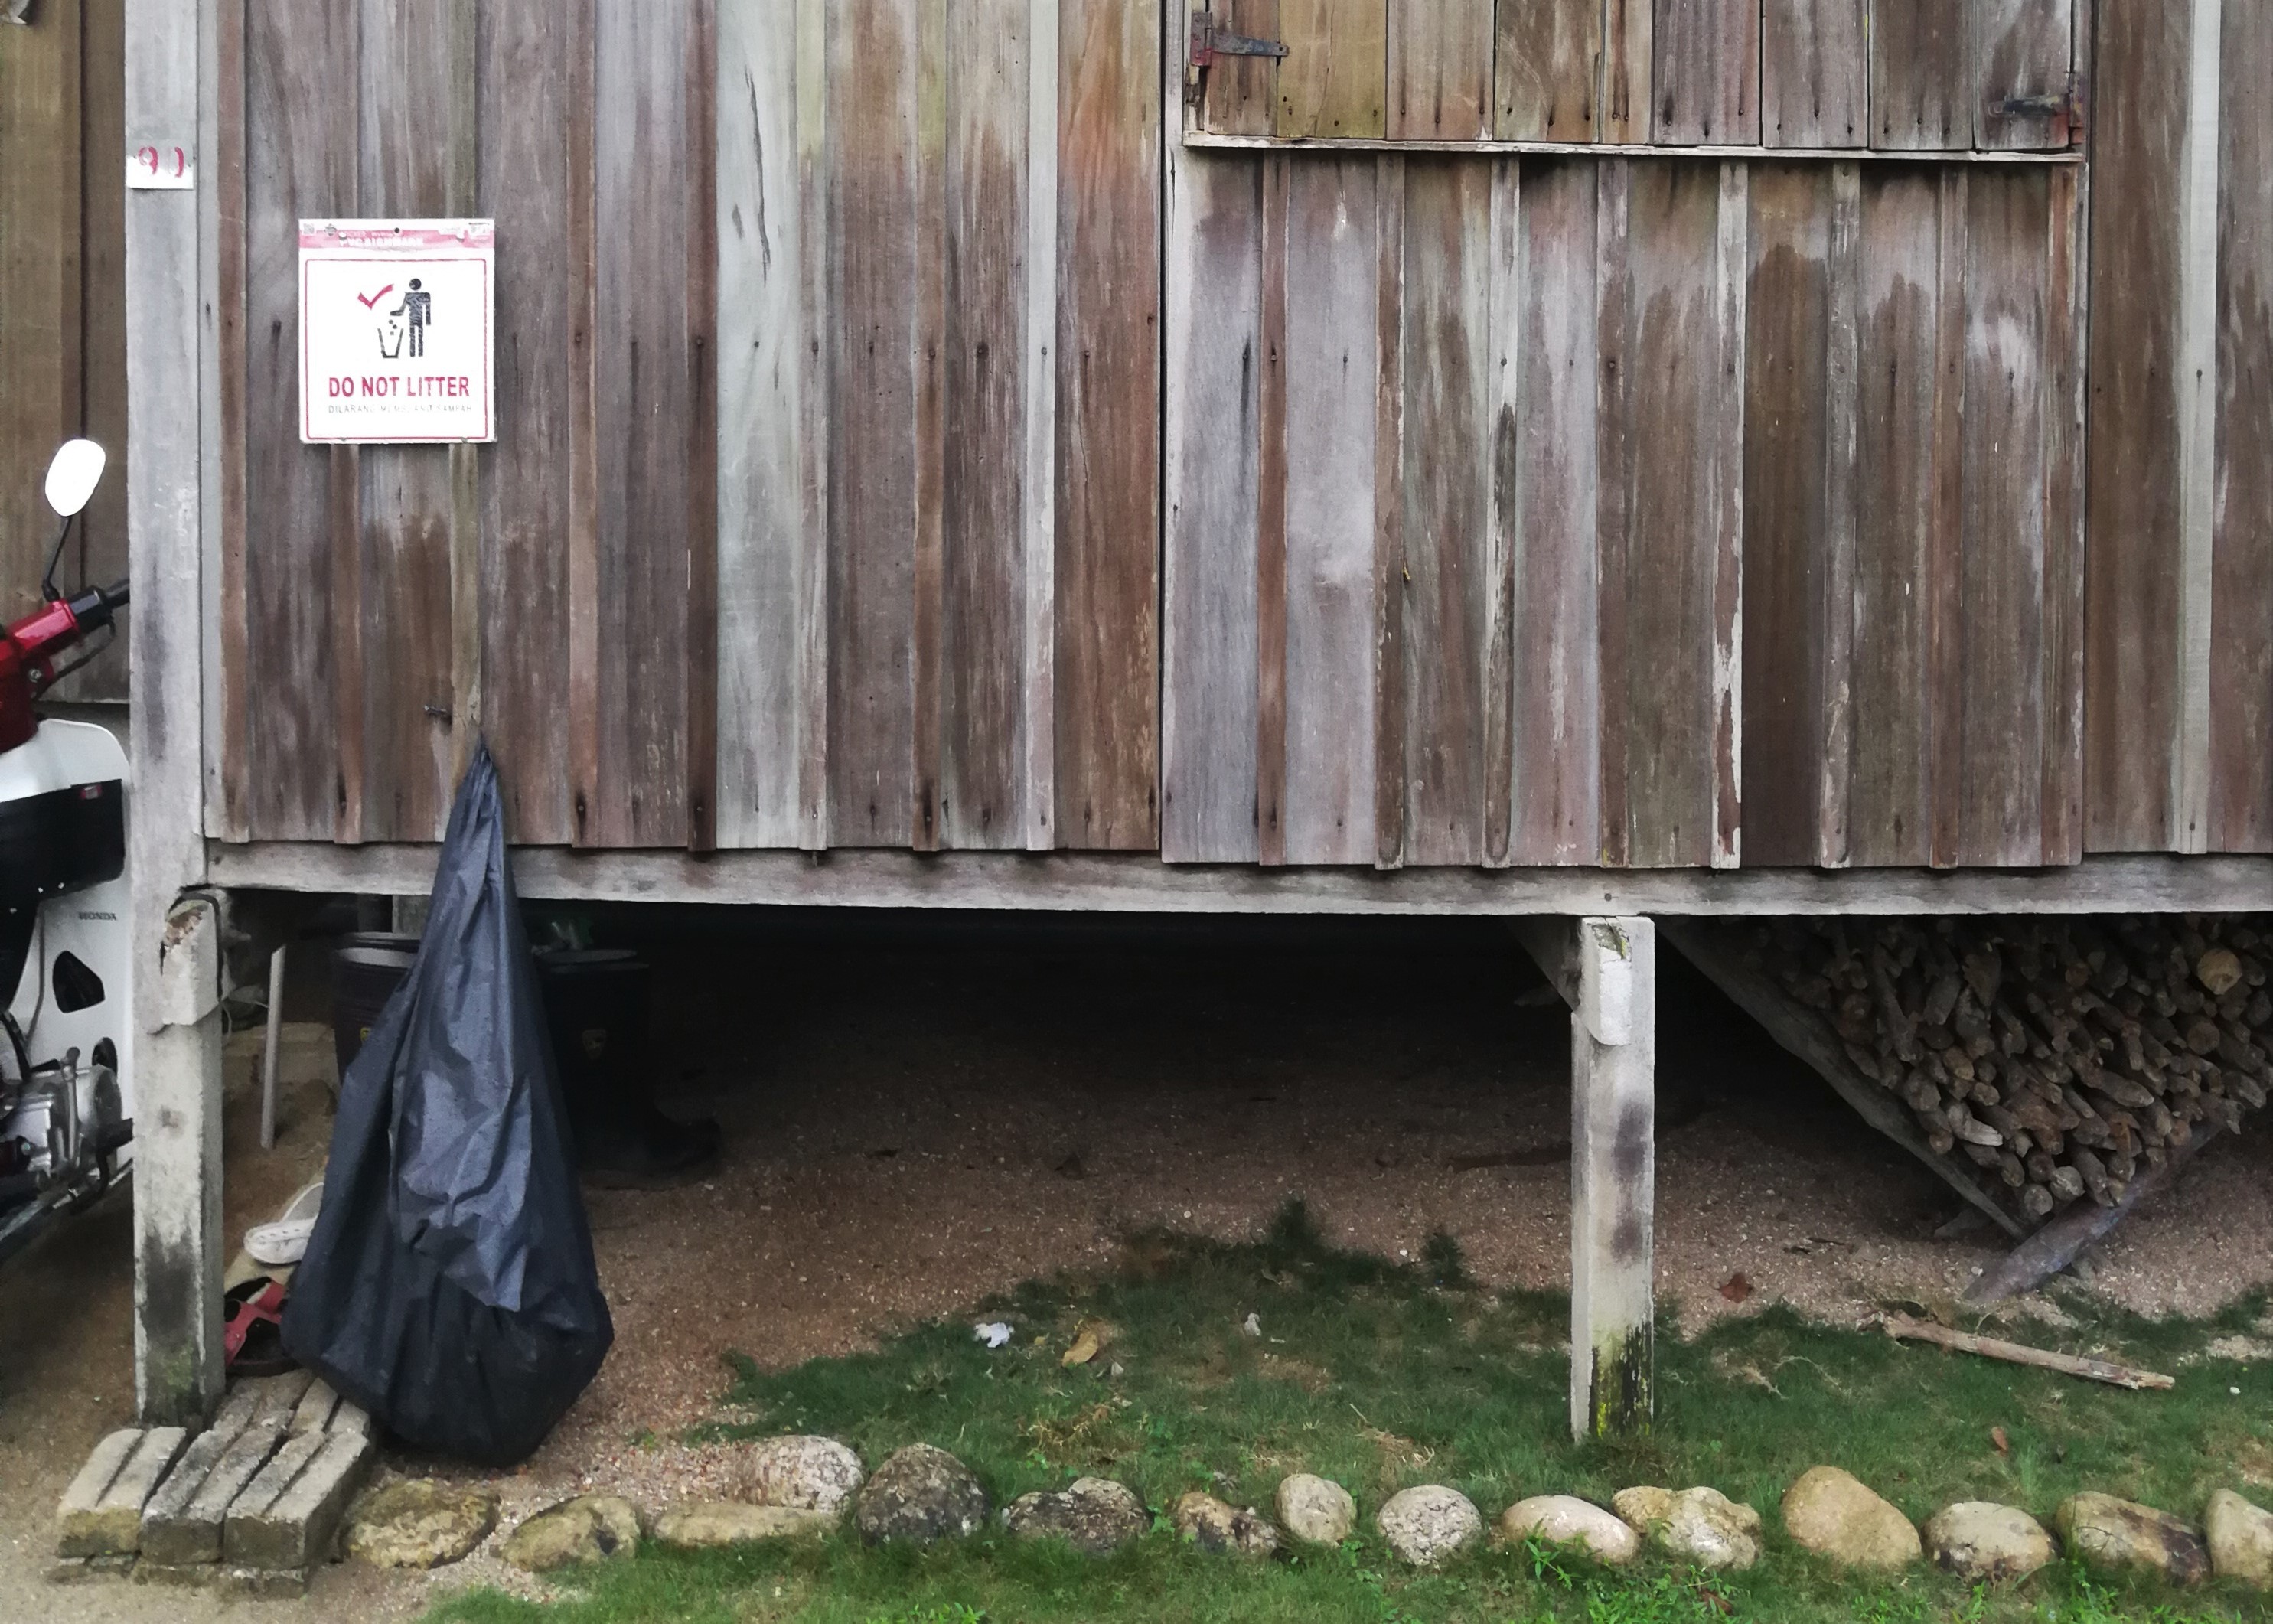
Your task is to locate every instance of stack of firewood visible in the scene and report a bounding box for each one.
[1749,916,2270,1223]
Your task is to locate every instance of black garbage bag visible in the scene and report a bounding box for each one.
[282,742,612,1465]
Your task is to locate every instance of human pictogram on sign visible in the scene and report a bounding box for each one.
[299,220,494,444]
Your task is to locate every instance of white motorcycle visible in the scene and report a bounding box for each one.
[0,440,134,1266]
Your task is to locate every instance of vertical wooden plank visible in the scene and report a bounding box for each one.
[1507,159,1600,866]
[827,0,918,847]
[1022,0,1058,850]
[715,0,801,847]
[1815,162,1860,866]
[1711,162,1749,869]
[592,0,696,847]
[1975,0,2076,151]
[1057,0,1159,849]
[1593,160,1632,866]
[1481,160,1518,867]
[795,0,831,846]
[328,439,364,845]
[566,0,602,847]
[1399,159,1491,866]
[0,0,82,629]
[2040,162,2086,863]
[1202,0,1279,136]
[2210,0,2273,851]
[1277,0,1385,139]
[478,0,574,844]
[1763,0,1865,148]
[212,0,249,836]
[243,0,354,840]
[1280,156,1378,866]
[1388,1,1492,142]
[939,0,1022,850]
[1161,149,1261,862]
[2171,0,2222,854]
[445,3,480,794]
[1871,0,1971,150]
[1737,165,1829,868]
[1371,154,1407,869]
[1495,0,1601,142]
[356,0,464,844]
[2082,2,2187,850]
[1617,163,1725,867]
[74,0,130,703]
[1957,168,2049,866]
[1927,167,1968,866]
[909,0,946,852]
[1254,155,1290,866]
[1848,171,1943,867]
[684,0,719,853]
[1603,0,1653,144]
[1652,0,1759,146]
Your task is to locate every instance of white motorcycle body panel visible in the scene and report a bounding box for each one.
[0,719,133,1151]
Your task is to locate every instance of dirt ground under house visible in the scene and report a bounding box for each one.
[3,909,2268,1620]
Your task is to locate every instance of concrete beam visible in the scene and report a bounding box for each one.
[126,0,224,1423]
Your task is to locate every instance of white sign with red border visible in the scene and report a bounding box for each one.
[299,219,494,444]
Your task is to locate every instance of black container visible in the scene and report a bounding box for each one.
[331,944,417,1081]
[535,949,648,1088]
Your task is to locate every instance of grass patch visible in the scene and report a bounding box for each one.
[429,1202,2273,1623]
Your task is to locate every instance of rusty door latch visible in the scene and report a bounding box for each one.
[1996,73,2086,146]
[1186,10,1287,105]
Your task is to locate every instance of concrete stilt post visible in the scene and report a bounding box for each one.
[126,0,225,1425]
[1514,916,1656,1440]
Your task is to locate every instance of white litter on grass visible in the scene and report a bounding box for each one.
[1241,1313,1262,1338]
[975,1322,1015,1348]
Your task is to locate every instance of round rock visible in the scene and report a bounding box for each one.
[2206,1489,2273,1589]
[854,1444,990,1545]
[739,1435,865,1513]
[1780,1467,1919,1571]
[1922,1501,2056,1585]
[1375,1485,1483,1568]
[1612,1485,1763,1571]
[1001,1477,1146,1556]
[1499,1495,1640,1566]
[501,1495,644,1573]
[1169,1492,1280,1557]
[1274,1474,1357,1547]
[344,1479,499,1570]
[2055,1492,2209,1584]
[653,1502,835,1547]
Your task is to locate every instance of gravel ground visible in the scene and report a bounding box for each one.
[4,911,2268,1620]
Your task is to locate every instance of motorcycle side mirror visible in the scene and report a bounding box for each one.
[43,439,106,520]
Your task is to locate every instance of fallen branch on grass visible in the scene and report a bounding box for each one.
[1880,1313,2174,1391]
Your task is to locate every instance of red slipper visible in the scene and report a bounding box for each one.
[223,1277,297,1378]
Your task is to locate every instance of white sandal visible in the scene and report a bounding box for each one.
[245,1178,324,1267]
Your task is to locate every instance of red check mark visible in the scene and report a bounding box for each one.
[356,282,395,309]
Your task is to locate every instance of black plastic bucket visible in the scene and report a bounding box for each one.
[332,943,417,1079]
[535,949,649,1088]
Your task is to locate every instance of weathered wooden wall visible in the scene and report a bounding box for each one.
[1163,148,2085,868]
[0,0,127,702]
[1204,0,2080,152]
[217,0,1159,853]
[713,0,1161,854]
[197,1,2273,876]
[2085,0,2272,856]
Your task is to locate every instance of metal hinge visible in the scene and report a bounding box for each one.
[1186,9,1287,105]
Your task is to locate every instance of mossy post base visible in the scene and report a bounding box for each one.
[1513,917,1656,1440]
